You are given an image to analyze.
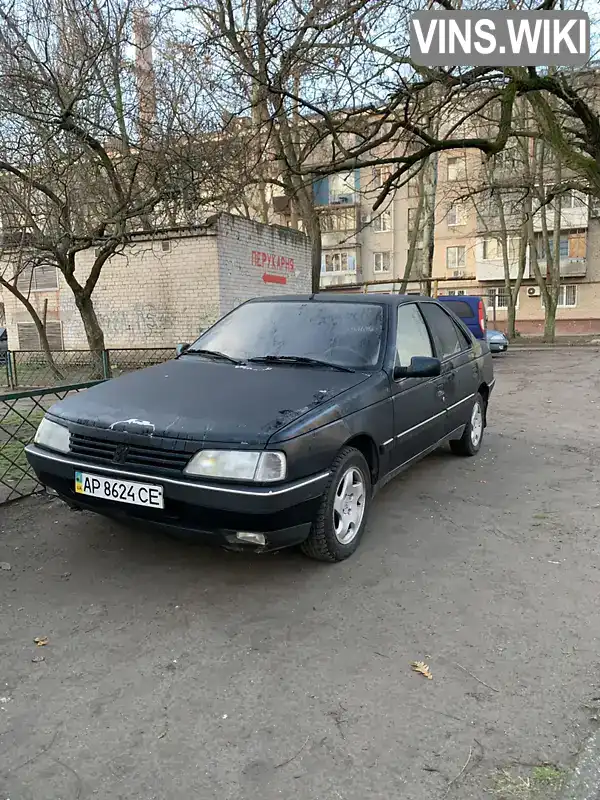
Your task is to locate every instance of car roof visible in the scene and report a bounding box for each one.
[246,293,437,306]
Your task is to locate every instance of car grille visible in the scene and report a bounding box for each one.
[69,432,192,472]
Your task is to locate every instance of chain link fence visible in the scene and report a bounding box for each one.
[0,347,177,504]
[0,382,103,504]
[0,347,176,390]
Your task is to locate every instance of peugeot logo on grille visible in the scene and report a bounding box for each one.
[113,444,129,464]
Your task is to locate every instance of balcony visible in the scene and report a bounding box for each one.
[475,258,531,282]
[537,257,587,278]
[533,205,588,232]
[320,270,361,288]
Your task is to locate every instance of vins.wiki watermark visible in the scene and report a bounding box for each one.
[410,11,590,67]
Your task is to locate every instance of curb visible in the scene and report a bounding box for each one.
[509,346,600,352]
[559,729,600,800]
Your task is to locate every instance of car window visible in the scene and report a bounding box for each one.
[395,303,433,368]
[444,300,474,319]
[420,303,465,360]
[452,319,473,349]
[190,301,385,369]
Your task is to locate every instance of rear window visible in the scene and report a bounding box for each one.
[446,300,476,319]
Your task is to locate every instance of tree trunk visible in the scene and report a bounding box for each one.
[306,215,322,293]
[74,292,107,376]
[420,154,438,296]
[543,297,558,342]
[0,278,64,382]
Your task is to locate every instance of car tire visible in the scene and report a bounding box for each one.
[301,446,372,563]
[450,392,485,457]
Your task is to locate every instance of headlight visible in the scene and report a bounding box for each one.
[184,449,286,482]
[34,417,70,454]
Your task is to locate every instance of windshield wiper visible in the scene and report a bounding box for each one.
[247,355,355,373]
[183,348,242,365]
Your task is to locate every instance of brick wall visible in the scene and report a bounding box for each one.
[54,213,311,349]
[216,214,312,314]
[59,230,220,349]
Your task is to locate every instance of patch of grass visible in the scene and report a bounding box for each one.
[492,766,565,799]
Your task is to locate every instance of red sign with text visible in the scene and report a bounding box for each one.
[252,250,295,285]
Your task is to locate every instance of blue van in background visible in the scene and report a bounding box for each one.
[437,295,487,339]
[438,295,508,353]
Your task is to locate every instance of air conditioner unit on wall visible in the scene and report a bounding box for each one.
[527,286,541,297]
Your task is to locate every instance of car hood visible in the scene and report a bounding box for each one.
[48,357,372,446]
[486,331,507,341]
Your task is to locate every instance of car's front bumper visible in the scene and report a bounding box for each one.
[25,445,330,552]
[489,341,508,352]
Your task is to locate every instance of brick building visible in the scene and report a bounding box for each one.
[1,213,312,350]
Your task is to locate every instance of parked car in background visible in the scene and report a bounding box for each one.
[437,295,487,339]
[0,327,7,365]
[486,329,509,354]
[27,294,495,563]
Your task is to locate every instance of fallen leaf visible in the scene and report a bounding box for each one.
[411,661,433,680]
[0,562,11,571]
[33,637,49,646]
[31,655,45,663]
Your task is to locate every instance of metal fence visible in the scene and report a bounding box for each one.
[0,347,175,390]
[0,381,103,504]
[0,347,177,504]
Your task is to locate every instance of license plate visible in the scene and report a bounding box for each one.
[74,471,164,509]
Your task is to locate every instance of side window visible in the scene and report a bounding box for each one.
[395,303,433,368]
[419,303,464,360]
[452,319,473,349]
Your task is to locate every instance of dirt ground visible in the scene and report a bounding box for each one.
[1,349,600,800]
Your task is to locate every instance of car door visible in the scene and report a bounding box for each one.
[419,302,478,436]
[390,302,448,470]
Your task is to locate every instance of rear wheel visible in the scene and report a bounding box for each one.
[301,447,371,562]
[450,393,485,457]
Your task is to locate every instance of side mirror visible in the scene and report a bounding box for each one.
[176,342,191,356]
[393,356,441,380]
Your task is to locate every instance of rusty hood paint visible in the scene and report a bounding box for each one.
[47,356,372,446]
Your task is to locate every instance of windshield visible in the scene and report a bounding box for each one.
[188,301,385,369]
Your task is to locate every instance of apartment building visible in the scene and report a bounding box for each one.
[273,144,600,336]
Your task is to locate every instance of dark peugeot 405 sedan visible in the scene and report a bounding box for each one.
[26,294,495,562]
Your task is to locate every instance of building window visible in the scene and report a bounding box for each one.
[481,236,520,261]
[536,234,570,261]
[329,171,355,204]
[407,177,420,197]
[321,208,356,232]
[16,264,59,292]
[407,207,418,232]
[487,287,514,310]
[446,246,465,269]
[447,204,463,226]
[447,289,466,296]
[161,240,171,251]
[373,252,391,273]
[543,285,578,308]
[372,210,392,232]
[447,156,465,181]
[373,166,392,189]
[322,251,355,272]
[562,190,587,209]
[16,321,64,350]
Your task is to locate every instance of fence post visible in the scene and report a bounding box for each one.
[7,351,16,389]
[102,349,111,379]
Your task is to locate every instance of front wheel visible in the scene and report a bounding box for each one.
[301,447,371,562]
[450,393,485,457]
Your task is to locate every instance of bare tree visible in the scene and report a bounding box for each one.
[0,0,237,351]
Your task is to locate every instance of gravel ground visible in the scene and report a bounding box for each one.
[1,349,600,800]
